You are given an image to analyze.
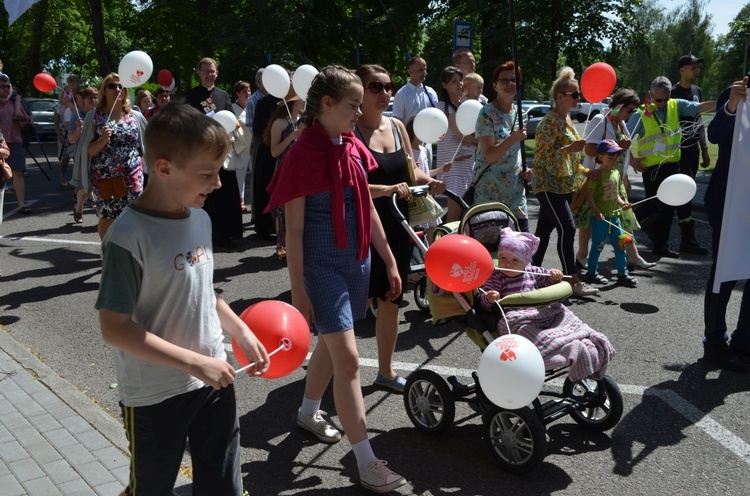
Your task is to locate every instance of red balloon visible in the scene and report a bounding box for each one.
[33,73,57,93]
[424,234,495,293]
[157,69,173,87]
[233,300,311,379]
[580,62,617,103]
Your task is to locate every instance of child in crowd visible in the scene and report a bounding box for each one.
[480,227,616,381]
[585,139,638,288]
[405,117,451,239]
[96,103,269,495]
[265,65,407,494]
[463,72,485,101]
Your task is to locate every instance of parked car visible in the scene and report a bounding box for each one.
[569,101,609,123]
[383,96,394,118]
[523,104,551,139]
[22,97,58,141]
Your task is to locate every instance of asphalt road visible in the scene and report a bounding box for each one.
[2,140,749,495]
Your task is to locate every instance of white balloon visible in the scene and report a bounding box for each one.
[213,110,238,134]
[478,334,545,409]
[656,173,697,206]
[118,51,154,88]
[292,64,319,102]
[414,107,449,143]
[262,64,290,99]
[455,99,483,136]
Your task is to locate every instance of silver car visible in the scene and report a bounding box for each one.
[523,104,551,139]
[22,97,58,141]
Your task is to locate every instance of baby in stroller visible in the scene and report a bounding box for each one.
[479,227,616,381]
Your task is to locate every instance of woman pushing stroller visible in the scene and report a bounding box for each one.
[479,227,616,381]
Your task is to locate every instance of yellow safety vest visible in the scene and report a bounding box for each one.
[631,99,681,167]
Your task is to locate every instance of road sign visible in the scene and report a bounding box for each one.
[454,21,473,52]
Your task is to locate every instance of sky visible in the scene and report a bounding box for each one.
[664,0,743,37]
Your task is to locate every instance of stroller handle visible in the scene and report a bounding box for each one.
[389,187,469,223]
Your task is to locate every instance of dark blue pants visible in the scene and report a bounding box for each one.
[632,161,679,249]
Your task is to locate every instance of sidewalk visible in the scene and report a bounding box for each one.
[0,330,191,495]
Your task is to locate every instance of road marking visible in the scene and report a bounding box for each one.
[0,235,100,246]
[227,342,750,466]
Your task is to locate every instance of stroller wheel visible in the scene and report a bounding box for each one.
[483,406,546,473]
[562,375,624,432]
[403,369,455,435]
[413,276,431,314]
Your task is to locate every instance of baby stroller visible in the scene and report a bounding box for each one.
[390,188,624,473]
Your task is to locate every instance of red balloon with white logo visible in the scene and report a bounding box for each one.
[424,234,494,293]
[478,334,545,409]
[232,300,311,379]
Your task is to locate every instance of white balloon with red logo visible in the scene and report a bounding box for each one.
[478,333,545,409]
[118,50,153,88]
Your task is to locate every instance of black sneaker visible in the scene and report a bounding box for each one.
[653,245,679,258]
[703,346,750,372]
[616,273,638,288]
[585,271,609,284]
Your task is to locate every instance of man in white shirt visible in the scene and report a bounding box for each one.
[392,57,438,123]
[452,48,488,104]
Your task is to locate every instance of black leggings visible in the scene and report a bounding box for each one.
[532,191,577,275]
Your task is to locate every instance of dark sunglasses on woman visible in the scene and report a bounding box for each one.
[366,81,395,94]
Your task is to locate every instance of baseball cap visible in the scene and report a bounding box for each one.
[678,54,704,69]
[596,139,624,155]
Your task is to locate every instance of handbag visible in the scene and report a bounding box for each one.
[393,119,445,227]
[98,176,128,200]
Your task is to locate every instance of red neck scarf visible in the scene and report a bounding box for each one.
[265,121,378,259]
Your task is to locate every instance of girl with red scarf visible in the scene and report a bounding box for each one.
[265,66,406,494]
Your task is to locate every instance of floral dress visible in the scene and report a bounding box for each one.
[472,103,527,219]
[531,111,586,195]
[90,111,144,219]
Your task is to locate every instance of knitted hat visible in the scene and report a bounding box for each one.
[497,227,539,265]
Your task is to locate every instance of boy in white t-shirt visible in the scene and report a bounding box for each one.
[95,103,269,495]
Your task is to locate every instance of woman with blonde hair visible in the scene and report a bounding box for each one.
[72,73,148,239]
[531,67,598,297]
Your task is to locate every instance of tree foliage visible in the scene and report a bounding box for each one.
[0,0,738,103]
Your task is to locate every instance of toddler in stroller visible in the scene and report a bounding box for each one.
[479,227,616,382]
[403,201,623,473]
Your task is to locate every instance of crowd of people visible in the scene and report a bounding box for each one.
[2,49,749,494]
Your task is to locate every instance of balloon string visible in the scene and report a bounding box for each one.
[596,217,633,237]
[450,135,465,162]
[284,101,297,130]
[235,342,285,374]
[492,267,573,279]
[612,196,655,213]
[106,89,123,122]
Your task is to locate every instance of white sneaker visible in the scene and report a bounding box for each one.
[297,409,342,443]
[360,459,406,493]
[572,281,599,296]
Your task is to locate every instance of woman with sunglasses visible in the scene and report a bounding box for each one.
[354,64,444,393]
[436,66,478,222]
[531,67,599,297]
[473,61,530,231]
[575,88,656,276]
[72,73,148,239]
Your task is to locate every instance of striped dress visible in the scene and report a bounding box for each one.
[436,101,476,197]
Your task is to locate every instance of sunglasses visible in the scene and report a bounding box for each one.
[652,97,669,103]
[562,91,580,98]
[0,84,10,89]
[107,83,123,90]
[366,81,395,94]
[496,78,517,86]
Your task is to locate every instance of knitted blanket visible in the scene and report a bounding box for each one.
[497,302,615,381]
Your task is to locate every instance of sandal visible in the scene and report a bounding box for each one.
[74,209,83,223]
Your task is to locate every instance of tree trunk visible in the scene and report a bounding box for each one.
[27,0,50,97]
[89,0,114,76]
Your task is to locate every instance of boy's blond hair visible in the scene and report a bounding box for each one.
[463,72,484,88]
[145,103,229,168]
